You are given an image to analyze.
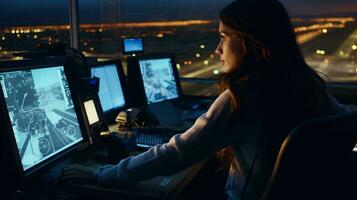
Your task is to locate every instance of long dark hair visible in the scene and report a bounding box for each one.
[216,0,328,173]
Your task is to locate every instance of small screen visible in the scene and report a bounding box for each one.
[139,58,179,104]
[0,66,84,172]
[84,100,99,125]
[123,38,143,54]
[91,64,125,112]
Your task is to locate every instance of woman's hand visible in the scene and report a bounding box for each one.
[61,164,97,184]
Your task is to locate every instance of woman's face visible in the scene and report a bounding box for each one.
[215,21,245,73]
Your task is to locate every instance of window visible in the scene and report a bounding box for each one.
[78,0,235,97]
[281,0,357,83]
[0,1,70,60]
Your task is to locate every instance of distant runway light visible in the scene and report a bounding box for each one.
[200,44,205,49]
[213,69,220,75]
[195,53,201,58]
[352,45,357,51]
[316,49,325,55]
[322,29,328,33]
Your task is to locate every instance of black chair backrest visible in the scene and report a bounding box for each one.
[261,111,357,200]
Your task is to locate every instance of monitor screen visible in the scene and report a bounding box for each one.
[123,38,143,54]
[138,58,179,104]
[84,100,99,125]
[91,63,126,113]
[0,65,84,173]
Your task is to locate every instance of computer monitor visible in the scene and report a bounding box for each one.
[0,59,88,177]
[91,60,126,123]
[122,37,144,55]
[135,55,181,105]
[126,54,183,126]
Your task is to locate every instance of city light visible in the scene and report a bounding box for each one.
[1,36,5,40]
[200,44,205,49]
[352,45,357,51]
[322,29,328,33]
[195,53,200,58]
[210,54,215,59]
[213,69,220,75]
[176,64,181,70]
[204,60,209,65]
[316,49,326,55]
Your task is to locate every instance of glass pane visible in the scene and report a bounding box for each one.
[0,1,70,60]
[78,0,235,96]
[281,0,357,82]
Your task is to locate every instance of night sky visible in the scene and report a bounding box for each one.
[0,0,357,27]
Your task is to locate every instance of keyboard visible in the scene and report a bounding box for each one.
[133,127,181,148]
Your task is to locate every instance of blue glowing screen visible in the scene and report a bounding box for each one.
[0,66,84,172]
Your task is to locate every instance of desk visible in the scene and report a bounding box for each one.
[34,141,208,200]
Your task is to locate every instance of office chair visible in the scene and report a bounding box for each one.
[260,111,357,200]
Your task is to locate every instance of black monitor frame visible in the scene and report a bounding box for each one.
[121,37,144,55]
[0,57,90,182]
[127,54,183,107]
[90,60,128,124]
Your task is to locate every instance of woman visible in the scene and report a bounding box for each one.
[63,0,349,199]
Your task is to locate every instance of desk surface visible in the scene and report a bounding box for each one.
[36,143,208,200]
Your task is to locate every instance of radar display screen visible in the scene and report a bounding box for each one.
[139,58,179,104]
[0,66,84,172]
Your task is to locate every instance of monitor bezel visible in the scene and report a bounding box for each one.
[0,57,90,178]
[90,60,128,124]
[127,54,182,106]
[121,37,144,55]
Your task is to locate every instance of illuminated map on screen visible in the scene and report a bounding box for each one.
[0,66,83,172]
[139,58,179,104]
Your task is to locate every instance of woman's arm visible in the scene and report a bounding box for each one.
[96,90,235,186]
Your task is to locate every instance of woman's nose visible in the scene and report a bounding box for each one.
[215,46,221,55]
